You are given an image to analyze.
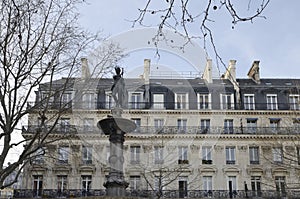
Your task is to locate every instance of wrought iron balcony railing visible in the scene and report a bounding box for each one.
[22,125,300,135]
[27,101,300,111]
[13,189,300,199]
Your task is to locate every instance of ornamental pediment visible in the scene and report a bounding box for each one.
[199,166,217,173]
[246,166,264,175]
[223,166,240,174]
[78,164,96,173]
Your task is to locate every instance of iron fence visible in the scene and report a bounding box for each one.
[13,189,300,198]
[22,125,300,135]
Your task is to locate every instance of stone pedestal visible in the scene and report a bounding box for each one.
[98,108,136,197]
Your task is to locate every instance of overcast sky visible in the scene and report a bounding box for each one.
[78,1,300,79]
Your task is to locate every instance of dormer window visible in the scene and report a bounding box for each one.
[289,94,300,110]
[220,94,234,110]
[82,92,96,109]
[197,93,211,109]
[129,92,143,109]
[266,94,278,110]
[175,93,188,109]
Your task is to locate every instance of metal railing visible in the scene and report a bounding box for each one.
[27,101,300,111]
[13,189,300,198]
[22,125,300,135]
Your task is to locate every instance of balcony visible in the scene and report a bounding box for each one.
[27,100,300,111]
[250,160,260,165]
[13,189,297,199]
[178,159,189,164]
[202,159,213,164]
[23,124,300,135]
[226,160,235,165]
[82,159,93,165]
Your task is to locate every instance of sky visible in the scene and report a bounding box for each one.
[78,0,300,79]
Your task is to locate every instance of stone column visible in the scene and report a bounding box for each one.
[98,108,136,197]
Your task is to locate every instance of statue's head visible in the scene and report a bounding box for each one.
[115,66,121,75]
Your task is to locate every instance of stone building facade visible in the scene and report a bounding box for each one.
[18,59,300,198]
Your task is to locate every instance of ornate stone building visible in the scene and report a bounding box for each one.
[17,58,300,198]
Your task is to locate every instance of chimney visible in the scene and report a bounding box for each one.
[203,59,212,83]
[143,59,150,107]
[224,60,237,82]
[81,57,90,79]
[143,59,150,85]
[247,60,260,84]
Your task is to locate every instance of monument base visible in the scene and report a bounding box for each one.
[104,178,129,197]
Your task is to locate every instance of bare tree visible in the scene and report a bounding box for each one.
[0,0,123,189]
[127,135,200,199]
[132,0,270,71]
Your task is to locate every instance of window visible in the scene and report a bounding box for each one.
[177,119,187,133]
[244,94,255,110]
[129,176,141,190]
[57,175,68,194]
[61,92,72,108]
[82,92,95,109]
[154,176,165,191]
[175,93,188,109]
[203,176,212,192]
[220,94,234,109]
[132,118,141,132]
[197,93,211,109]
[178,176,188,198]
[200,119,210,133]
[58,147,69,164]
[33,175,43,197]
[130,146,140,164]
[293,118,300,131]
[202,146,212,164]
[105,91,115,109]
[130,93,142,109]
[297,147,300,165]
[82,146,93,164]
[289,94,300,110]
[228,176,237,191]
[32,148,45,164]
[275,176,286,196]
[251,176,261,197]
[270,118,280,132]
[154,146,164,164]
[246,119,257,133]
[226,147,236,164]
[153,94,164,109]
[106,146,110,163]
[266,94,278,110]
[178,146,188,164]
[224,119,234,134]
[249,147,259,164]
[154,119,164,133]
[273,147,283,163]
[81,175,92,194]
[41,92,54,107]
[83,118,94,132]
[59,118,70,133]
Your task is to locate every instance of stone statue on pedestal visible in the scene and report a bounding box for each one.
[111,66,126,108]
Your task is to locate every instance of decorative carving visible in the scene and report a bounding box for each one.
[143,145,152,152]
[71,145,80,153]
[285,146,295,152]
[238,145,247,152]
[261,146,271,152]
[167,146,176,152]
[214,145,224,152]
[190,145,200,153]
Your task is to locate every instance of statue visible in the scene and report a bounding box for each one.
[111,66,125,108]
